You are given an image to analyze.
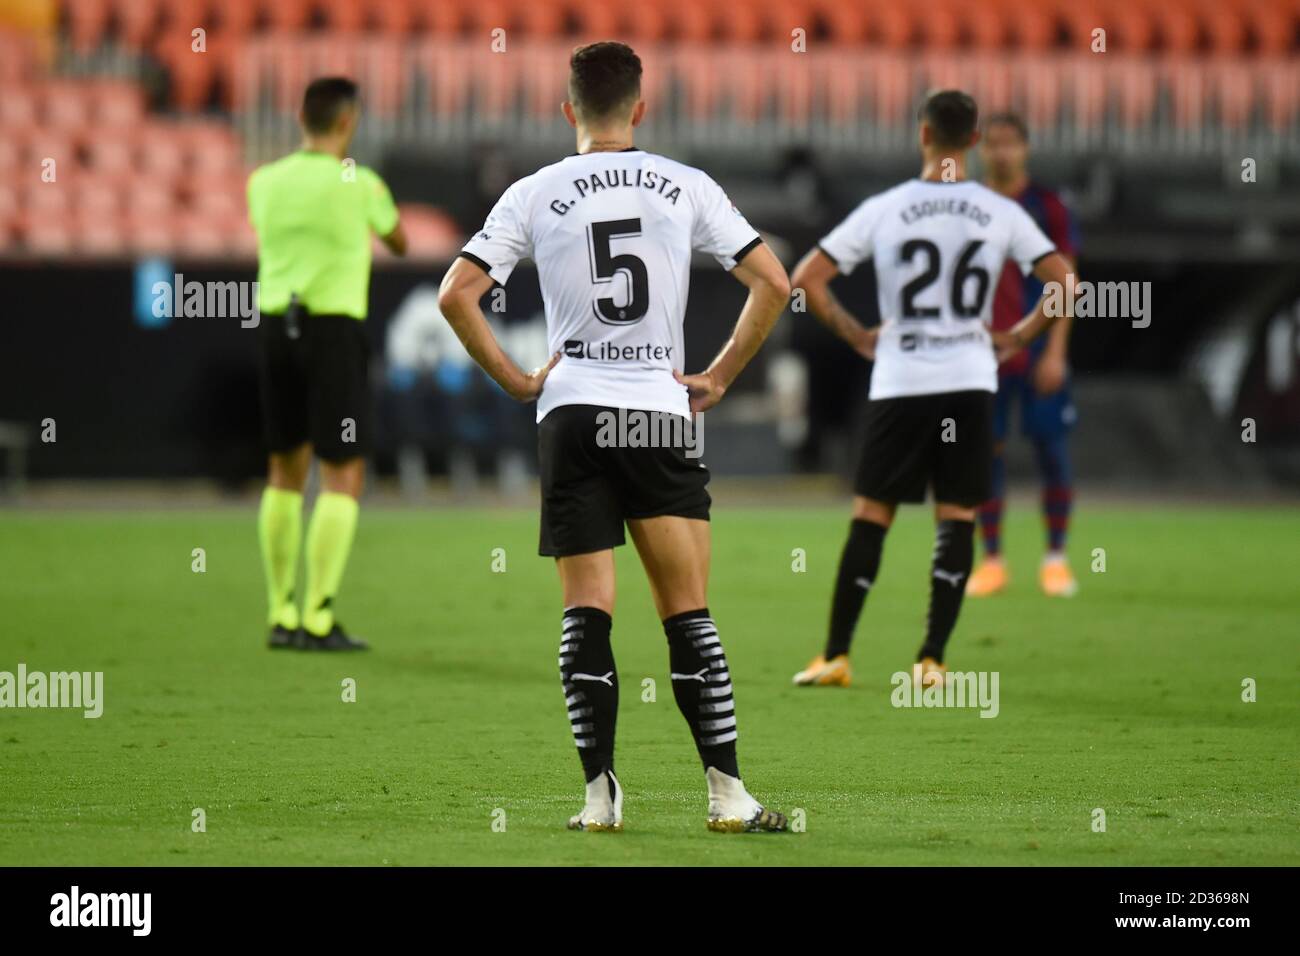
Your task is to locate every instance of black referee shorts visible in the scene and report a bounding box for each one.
[854,389,994,507]
[538,404,711,558]
[256,312,373,462]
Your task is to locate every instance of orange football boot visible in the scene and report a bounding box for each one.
[1039,555,1078,597]
[965,557,1008,597]
[792,654,852,687]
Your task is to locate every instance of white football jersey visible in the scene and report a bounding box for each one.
[819,178,1056,400]
[460,149,761,421]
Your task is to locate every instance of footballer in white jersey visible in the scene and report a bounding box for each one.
[790,91,1076,692]
[437,42,791,834]
[819,177,1055,401]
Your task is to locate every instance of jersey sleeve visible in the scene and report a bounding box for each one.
[459,182,532,285]
[1007,201,1057,275]
[362,169,400,237]
[817,196,881,275]
[691,174,762,270]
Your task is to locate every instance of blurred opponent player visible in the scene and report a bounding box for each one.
[249,78,407,651]
[438,42,791,832]
[968,113,1081,598]
[791,91,1076,688]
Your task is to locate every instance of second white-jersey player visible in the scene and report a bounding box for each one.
[790,90,1076,692]
[459,149,763,420]
[819,177,1055,400]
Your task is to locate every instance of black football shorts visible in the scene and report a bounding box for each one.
[257,311,373,462]
[537,404,711,557]
[854,389,994,507]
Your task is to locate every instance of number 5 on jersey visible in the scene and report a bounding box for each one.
[588,218,649,325]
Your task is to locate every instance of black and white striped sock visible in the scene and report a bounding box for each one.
[664,608,740,778]
[558,607,618,783]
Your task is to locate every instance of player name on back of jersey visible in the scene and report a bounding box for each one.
[898,195,994,228]
[550,165,683,216]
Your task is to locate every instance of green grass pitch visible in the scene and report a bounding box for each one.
[1,503,1296,866]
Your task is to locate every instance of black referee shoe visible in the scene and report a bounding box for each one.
[268,624,298,650]
[294,624,369,651]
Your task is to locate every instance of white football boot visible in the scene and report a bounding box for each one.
[567,769,623,832]
[705,767,788,833]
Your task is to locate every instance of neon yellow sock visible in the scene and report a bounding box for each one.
[258,487,302,629]
[302,491,360,636]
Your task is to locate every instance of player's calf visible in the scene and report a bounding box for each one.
[559,607,621,830]
[917,517,975,664]
[664,610,787,833]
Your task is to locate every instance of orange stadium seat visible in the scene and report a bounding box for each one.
[424,0,462,35]
[25,179,72,217]
[0,137,21,173]
[21,130,77,176]
[116,0,165,50]
[1158,0,1200,53]
[1201,0,1247,53]
[74,209,126,255]
[724,0,767,43]
[43,82,92,129]
[816,0,868,46]
[175,210,231,258]
[0,183,19,221]
[74,177,122,217]
[967,0,1010,51]
[1068,58,1109,133]
[866,0,916,49]
[1006,0,1056,50]
[572,0,620,38]
[460,0,511,38]
[136,124,188,179]
[95,81,146,127]
[624,3,670,42]
[373,0,418,36]
[0,85,39,127]
[1262,59,1299,132]
[266,0,313,34]
[916,0,962,50]
[127,176,179,218]
[24,219,76,255]
[216,0,259,36]
[321,0,369,34]
[152,35,218,111]
[124,213,175,256]
[1246,0,1295,56]
[422,41,472,115]
[1106,0,1158,52]
[516,0,567,39]
[1209,57,1255,129]
[184,124,243,176]
[63,0,111,54]
[84,132,136,174]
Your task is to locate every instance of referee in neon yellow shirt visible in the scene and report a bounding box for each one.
[248,77,406,650]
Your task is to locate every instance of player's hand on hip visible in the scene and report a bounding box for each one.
[991,330,1022,366]
[1032,352,1067,395]
[674,369,726,413]
[855,327,879,362]
[513,352,560,402]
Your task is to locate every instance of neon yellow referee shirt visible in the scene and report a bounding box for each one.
[247,150,399,320]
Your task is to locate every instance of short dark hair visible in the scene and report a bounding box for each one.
[302,77,359,134]
[984,111,1029,141]
[568,42,642,120]
[918,90,979,149]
